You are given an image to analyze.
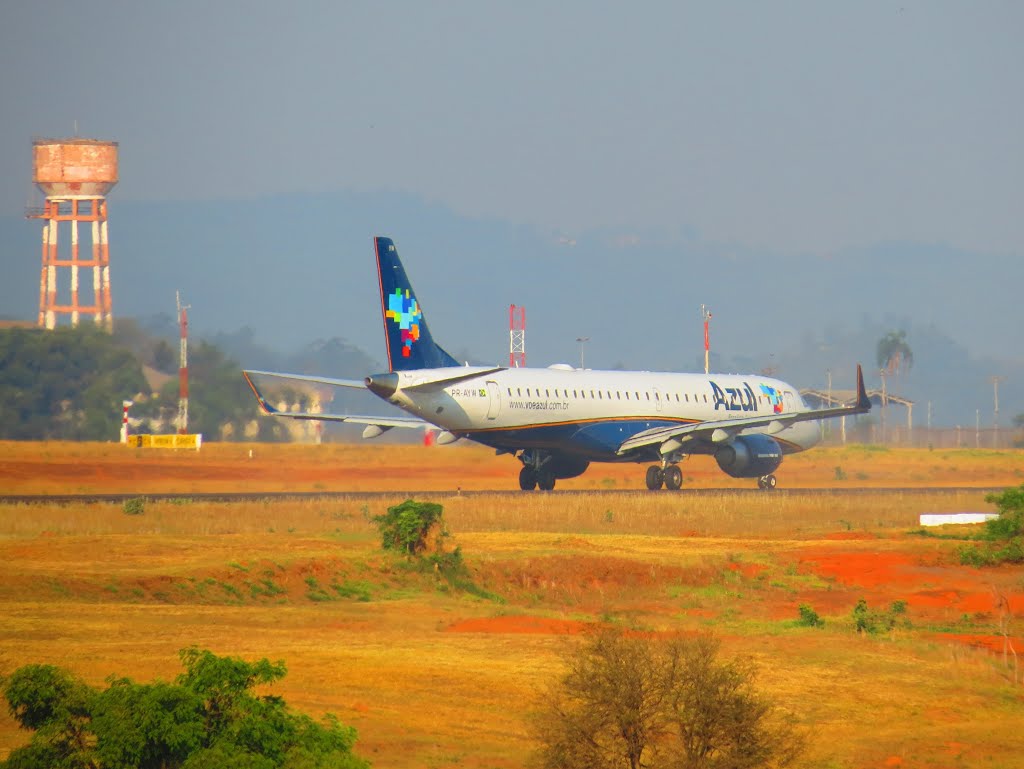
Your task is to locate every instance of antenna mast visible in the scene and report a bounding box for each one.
[177,291,190,434]
[509,304,526,367]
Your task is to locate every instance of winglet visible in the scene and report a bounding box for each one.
[854,364,871,412]
[243,371,279,415]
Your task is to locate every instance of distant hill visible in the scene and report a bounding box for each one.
[1,190,1020,427]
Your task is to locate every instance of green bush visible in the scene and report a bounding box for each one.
[0,648,368,769]
[958,484,1024,565]
[372,499,446,556]
[852,598,910,635]
[122,497,146,516]
[797,604,824,628]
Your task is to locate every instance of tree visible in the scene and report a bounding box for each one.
[373,499,448,556]
[958,484,1024,566]
[0,327,148,441]
[152,339,177,373]
[533,630,803,769]
[0,648,368,769]
[2,663,97,769]
[876,330,914,376]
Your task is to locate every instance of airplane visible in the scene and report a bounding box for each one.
[243,237,871,491]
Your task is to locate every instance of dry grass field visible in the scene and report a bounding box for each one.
[0,439,1021,494]
[1,441,1023,767]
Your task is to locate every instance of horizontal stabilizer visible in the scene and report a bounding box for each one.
[244,369,367,389]
[242,370,426,429]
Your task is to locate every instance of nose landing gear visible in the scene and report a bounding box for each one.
[757,474,777,490]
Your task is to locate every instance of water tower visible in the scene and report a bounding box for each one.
[28,138,119,331]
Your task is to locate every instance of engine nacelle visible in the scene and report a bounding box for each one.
[714,435,783,478]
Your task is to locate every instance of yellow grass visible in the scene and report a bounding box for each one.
[1,443,1023,767]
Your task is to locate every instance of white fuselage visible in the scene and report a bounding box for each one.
[376,364,821,462]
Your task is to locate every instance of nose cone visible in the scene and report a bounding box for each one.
[365,372,399,399]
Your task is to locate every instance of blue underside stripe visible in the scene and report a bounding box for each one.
[459,418,804,462]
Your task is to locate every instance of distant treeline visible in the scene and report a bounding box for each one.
[0,324,287,442]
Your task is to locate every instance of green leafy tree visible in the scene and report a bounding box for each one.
[960,484,1024,565]
[141,340,287,441]
[533,630,803,769]
[373,499,447,556]
[92,681,204,769]
[2,664,97,769]
[0,648,367,769]
[152,339,177,374]
[0,327,147,440]
[876,330,914,376]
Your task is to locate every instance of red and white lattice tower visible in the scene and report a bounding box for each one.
[28,139,118,331]
[509,304,526,368]
[177,291,190,434]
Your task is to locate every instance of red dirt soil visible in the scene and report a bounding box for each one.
[796,547,1024,622]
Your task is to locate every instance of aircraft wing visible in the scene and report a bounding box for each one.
[616,364,871,455]
[242,370,427,428]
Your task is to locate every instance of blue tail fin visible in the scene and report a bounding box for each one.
[375,237,459,371]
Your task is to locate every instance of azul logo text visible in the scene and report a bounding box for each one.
[710,381,759,412]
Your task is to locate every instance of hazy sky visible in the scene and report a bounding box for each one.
[1,1,1021,258]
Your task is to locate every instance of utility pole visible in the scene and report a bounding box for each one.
[991,375,1007,447]
[823,368,832,441]
[879,369,888,444]
[701,304,712,374]
[576,337,590,369]
[177,291,190,434]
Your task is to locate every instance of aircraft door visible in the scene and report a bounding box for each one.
[486,380,501,420]
[653,387,663,412]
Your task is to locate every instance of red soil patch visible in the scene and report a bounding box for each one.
[799,550,925,589]
[446,616,589,635]
[725,562,766,579]
[934,633,1024,654]
[794,546,1024,626]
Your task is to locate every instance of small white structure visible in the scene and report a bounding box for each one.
[919,513,998,527]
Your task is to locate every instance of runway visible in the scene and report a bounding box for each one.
[0,487,1004,505]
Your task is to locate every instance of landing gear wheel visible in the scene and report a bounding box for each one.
[758,474,777,491]
[664,465,683,491]
[519,467,538,491]
[537,472,556,491]
[645,466,664,491]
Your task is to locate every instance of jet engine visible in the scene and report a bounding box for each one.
[714,435,783,478]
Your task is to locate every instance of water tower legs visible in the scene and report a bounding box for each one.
[35,198,113,331]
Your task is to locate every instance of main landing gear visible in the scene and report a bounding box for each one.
[644,465,779,491]
[519,466,556,491]
[518,449,556,491]
[645,463,684,491]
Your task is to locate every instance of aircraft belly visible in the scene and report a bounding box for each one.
[464,416,691,462]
